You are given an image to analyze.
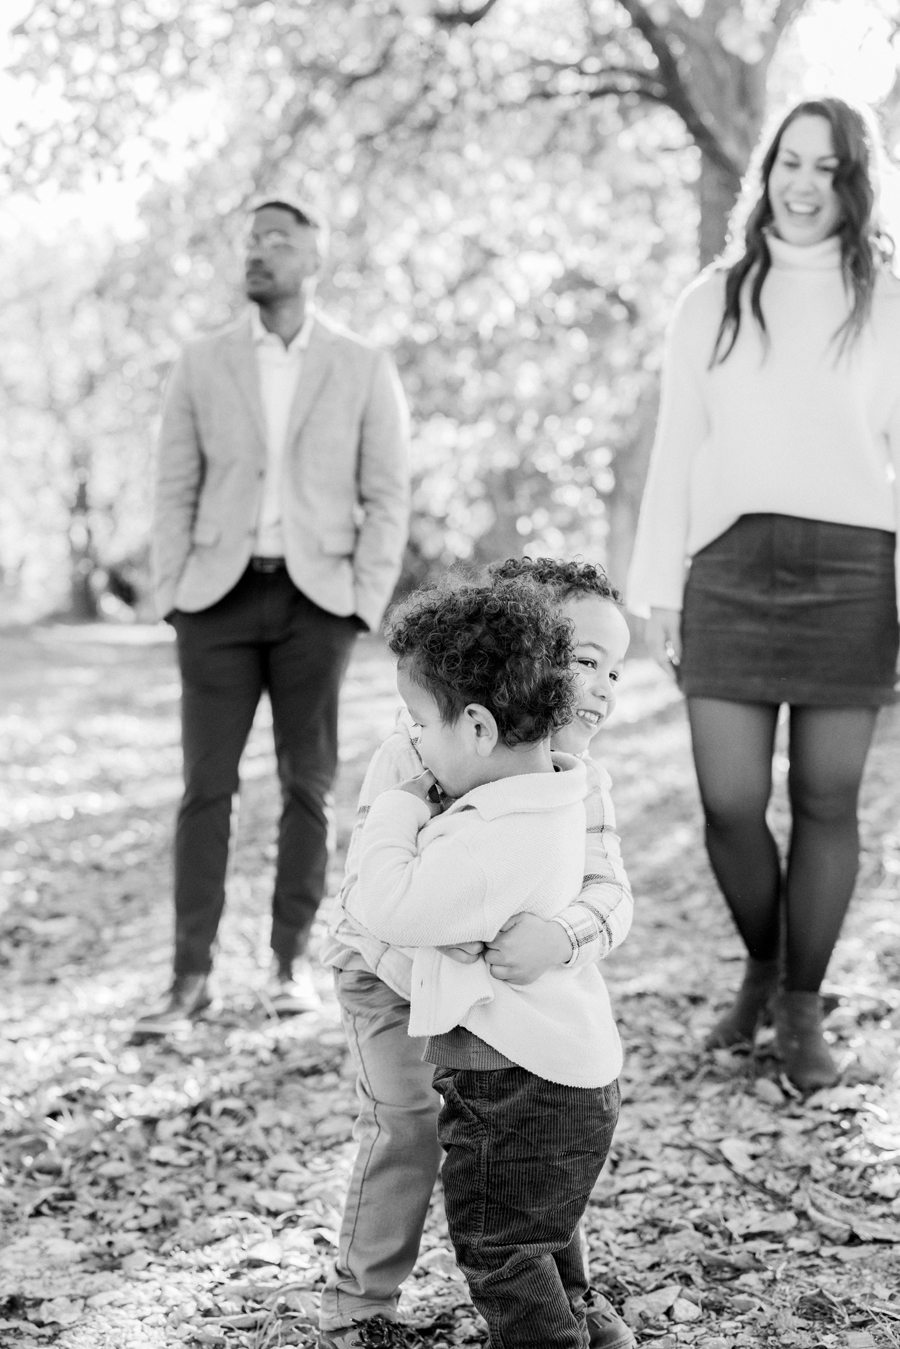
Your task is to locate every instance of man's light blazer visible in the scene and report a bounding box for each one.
[152,311,410,631]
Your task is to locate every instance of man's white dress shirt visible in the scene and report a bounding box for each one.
[251,305,316,558]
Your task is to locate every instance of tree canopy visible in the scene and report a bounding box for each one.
[2,0,898,615]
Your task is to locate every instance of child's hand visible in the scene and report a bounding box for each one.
[484,912,573,984]
[437,941,486,965]
[395,770,444,817]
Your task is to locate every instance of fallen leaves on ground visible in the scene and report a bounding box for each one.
[1,628,899,1348]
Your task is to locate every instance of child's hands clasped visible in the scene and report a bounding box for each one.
[483,912,573,984]
[395,780,574,979]
[437,940,486,964]
[395,769,444,818]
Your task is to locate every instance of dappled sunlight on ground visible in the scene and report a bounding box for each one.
[1,630,899,1347]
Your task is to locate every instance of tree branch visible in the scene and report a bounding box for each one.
[527,71,668,105]
[502,52,669,110]
[771,0,808,38]
[433,0,501,27]
[337,38,400,88]
[614,0,742,181]
[586,79,669,105]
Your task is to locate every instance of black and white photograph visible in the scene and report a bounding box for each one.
[1,1,899,1347]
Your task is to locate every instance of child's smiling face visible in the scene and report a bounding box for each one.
[552,596,631,755]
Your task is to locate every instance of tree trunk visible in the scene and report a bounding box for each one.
[475,467,526,566]
[605,386,659,598]
[698,154,743,266]
[605,156,741,605]
[67,470,100,621]
[68,559,99,621]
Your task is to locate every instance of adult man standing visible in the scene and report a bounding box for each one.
[136,200,409,1036]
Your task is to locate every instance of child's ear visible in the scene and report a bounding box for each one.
[464,703,499,757]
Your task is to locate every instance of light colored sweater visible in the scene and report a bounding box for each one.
[349,756,623,1089]
[321,717,633,999]
[627,235,900,617]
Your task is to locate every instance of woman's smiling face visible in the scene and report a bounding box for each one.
[767,114,843,247]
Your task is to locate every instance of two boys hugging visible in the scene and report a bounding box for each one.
[319,560,634,1349]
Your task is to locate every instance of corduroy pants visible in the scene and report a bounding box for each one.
[433,1065,620,1349]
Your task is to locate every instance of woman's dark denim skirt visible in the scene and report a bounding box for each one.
[680,513,899,707]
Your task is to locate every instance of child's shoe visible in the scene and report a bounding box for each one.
[586,1294,636,1349]
[317,1317,420,1349]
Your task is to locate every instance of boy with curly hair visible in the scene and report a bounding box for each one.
[348,575,624,1349]
[319,562,633,1349]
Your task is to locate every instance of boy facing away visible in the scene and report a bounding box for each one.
[349,575,627,1349]
[319,560,634,1349]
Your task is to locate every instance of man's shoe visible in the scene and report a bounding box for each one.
[266,956,321,1018]
[131,973,211,1041]
[318,1316,419,1349]
[586,1294,636,1349]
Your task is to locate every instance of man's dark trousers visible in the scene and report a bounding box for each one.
[171,563,359,976]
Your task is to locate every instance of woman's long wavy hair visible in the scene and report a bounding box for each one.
[712,97,894,365]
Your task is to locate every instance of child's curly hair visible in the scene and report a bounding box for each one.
[385,577,577,747]
[488,556,622,606]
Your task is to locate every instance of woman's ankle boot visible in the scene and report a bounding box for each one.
[705,957,779,1049]
[773,990,839,1091]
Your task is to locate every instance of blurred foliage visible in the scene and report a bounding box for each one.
[0,0,850,616]
[0,235,164,617]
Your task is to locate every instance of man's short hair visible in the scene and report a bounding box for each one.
[252,199,328,257]
[385,577,577,747]
[254,198,319,229]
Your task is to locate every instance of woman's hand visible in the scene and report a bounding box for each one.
[395,770,444,818]
[437,941,486,965]
[646,607,682,677]
[483,912,573,984]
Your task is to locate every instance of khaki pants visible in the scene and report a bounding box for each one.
[320,968,443,1331]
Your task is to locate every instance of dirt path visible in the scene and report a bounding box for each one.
[1,626,898,1349]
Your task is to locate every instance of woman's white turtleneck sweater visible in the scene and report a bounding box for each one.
[627,235,900,618]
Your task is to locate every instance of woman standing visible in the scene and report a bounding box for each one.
[628,98,900,1091]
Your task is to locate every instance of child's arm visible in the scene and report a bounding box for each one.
[350,789,509,947]
[337,721,424,925]
[483,759,632,983]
